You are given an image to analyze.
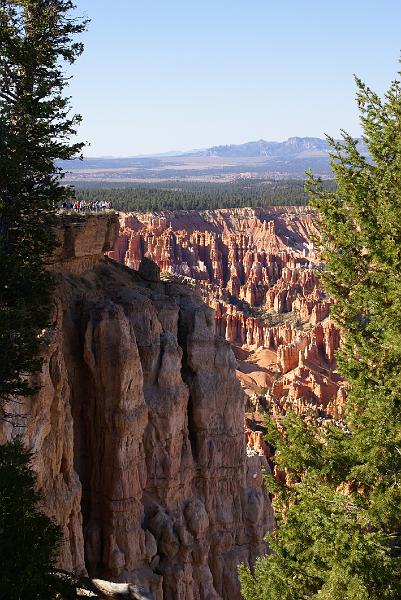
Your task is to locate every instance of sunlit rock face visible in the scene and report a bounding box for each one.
[111,208,344,431]
[0,214,274,600]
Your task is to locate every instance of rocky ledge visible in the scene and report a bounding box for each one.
[47,212,120,273]
[0,214,274,600]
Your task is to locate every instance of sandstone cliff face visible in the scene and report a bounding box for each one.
[0,214,273,600]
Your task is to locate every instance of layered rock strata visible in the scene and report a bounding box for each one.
[0,214,274,600]
[110,208,343,431]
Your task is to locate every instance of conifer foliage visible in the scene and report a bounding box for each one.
[240,67,401,599]
[0,1,86,596]
[0,0,87,404]
[0,438,76,599]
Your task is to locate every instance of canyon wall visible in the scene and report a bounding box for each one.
[0,214,274,600]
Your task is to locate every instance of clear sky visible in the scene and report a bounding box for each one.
[68,0,401,156]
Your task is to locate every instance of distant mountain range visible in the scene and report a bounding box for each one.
[61,137,368,183]
[192,136,368,159]
[194,137,330,158]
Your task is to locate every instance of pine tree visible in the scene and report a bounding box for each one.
[240,65,401,599]
[0,0,88,405]
[0,438,77,599]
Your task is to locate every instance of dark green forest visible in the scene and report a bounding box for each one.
[74,179,336,212]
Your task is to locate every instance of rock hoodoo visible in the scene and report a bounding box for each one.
[0,214,274,600]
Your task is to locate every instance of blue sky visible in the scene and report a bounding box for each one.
[69,0,401,156]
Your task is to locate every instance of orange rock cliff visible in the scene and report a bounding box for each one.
[0,213,274,600]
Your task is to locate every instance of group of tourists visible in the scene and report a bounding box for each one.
[60,199,113,212]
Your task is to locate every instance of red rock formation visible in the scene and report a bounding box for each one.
[111,208,320,300]
[246,429,270,459]
[110,207,343,422]
[0,215,274,600]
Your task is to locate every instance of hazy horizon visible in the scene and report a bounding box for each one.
[77,135,331,159]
